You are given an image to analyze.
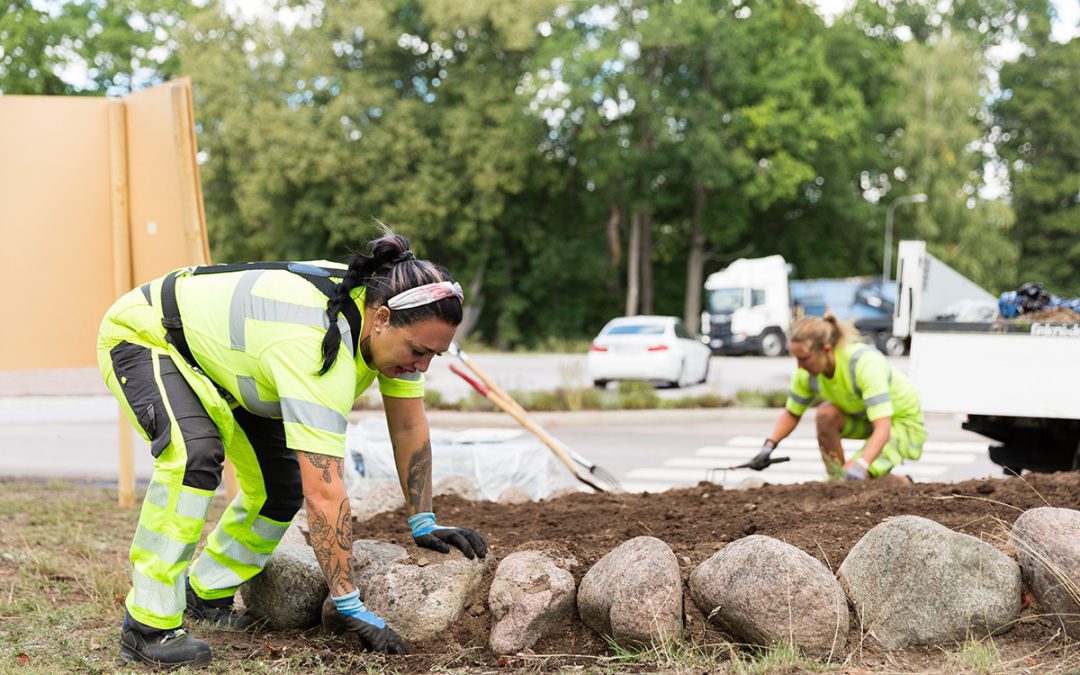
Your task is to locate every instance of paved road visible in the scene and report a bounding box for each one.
[0,353,908,401]
[0,354,1003,488]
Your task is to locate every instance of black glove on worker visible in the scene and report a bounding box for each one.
[331,589,408,654]
[747,439,778,471]
[408,512,488,559]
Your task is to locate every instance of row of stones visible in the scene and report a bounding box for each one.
[241,507,1078,656]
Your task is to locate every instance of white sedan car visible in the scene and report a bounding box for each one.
[586,315,713,388]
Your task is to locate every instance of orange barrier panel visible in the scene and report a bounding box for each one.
[0,78,210,369]
[0,79,237,506]
[0,97,116,370]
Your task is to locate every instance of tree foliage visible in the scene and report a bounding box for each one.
[994,35,1080,295]
[3,0,1073,342]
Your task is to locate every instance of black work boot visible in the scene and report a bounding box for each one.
[119,612,212,668]
[185,579,256,630]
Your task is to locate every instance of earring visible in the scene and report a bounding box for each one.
[375,327,381,333]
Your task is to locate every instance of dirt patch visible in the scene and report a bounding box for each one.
[3,473,1077,672]
[313,471,1080,670]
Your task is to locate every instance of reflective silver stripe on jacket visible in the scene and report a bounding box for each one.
[237,375,282,417]
[788,391,814,406]
[864,392,891,408]
[849,347,872,400]
[282,397,347,434]
[229,270,340,351]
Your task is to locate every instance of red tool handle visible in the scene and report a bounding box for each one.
[450,364,490,396]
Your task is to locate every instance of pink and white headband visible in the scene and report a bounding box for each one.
[387,281,464,310]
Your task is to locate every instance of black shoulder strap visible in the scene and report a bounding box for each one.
[160,271,194,365]
[170,262,361,357]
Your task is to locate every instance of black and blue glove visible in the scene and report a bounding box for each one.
[331,589,407,654]
[408,512,488,559]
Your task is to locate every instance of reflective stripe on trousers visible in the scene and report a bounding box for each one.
[188,490,292,599]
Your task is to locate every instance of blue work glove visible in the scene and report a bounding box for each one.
[844,459,869,481]
[408,512,488,559]
[331,589,407,654]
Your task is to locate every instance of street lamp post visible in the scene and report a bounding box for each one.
[883,193,928,282]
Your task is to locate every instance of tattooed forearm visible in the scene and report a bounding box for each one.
[307,497,354,596]
[305,453,343,484]
[406,440,432,513]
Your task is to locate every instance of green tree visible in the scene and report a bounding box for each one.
[530,0,892,331]
[995,36,1080,295]
[0,0,192,95]
[885,34,1018,291]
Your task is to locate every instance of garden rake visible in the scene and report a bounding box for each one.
[705,456,790,484]
[447,343,623,493]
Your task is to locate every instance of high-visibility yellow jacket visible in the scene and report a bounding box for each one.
[97,263,423,458]
[784,341,921,423]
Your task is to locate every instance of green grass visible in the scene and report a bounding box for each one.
[949,637,1002,673]
[604,636,839,674]
[728,642,832,674]
[0,482,409,674]
[357,383,787,413]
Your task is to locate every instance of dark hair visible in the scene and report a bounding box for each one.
[318,232,462,374]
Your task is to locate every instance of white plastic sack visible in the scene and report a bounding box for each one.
[941,299,999,322]
[344,417,577,501]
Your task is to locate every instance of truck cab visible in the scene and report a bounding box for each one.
[701,255,791,357]
[701,255,901,357]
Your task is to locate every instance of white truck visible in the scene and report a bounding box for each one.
[893,240,1080,473]
[701,255,792,357]
[701,255,900,357]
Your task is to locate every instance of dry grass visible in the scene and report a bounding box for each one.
[0,479,1076,674]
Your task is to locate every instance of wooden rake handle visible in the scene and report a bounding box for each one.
[448,364,604,492]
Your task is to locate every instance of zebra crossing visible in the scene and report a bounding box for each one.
[621,435,990,493]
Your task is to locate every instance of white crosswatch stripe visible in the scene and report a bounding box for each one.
[691,447,978,465]
[725,436,988,453]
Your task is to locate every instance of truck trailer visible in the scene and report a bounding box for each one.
[700,255,900,356]
[894,240,1080,473]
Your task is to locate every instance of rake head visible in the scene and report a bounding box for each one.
[584,463,624,493]
[705,456,790,484]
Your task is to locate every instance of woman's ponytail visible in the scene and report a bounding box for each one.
[317,232,429,375]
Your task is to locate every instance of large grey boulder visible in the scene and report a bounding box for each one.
[690,536,848,658]
[322,539,490,642]
[241,541,327,629]
[838,515,1021,648]
[577,536,683,647]
[489,551,576,654]
[1008,507,1080,638]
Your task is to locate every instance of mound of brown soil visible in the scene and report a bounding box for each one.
[330,472,1078,670]
[201,473,1078,671]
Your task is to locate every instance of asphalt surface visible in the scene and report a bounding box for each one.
[0,354,1004,489]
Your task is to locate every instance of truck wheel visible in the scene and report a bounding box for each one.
[593,379,609,389]
[884,335,906,356]
[759,330,785,357]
